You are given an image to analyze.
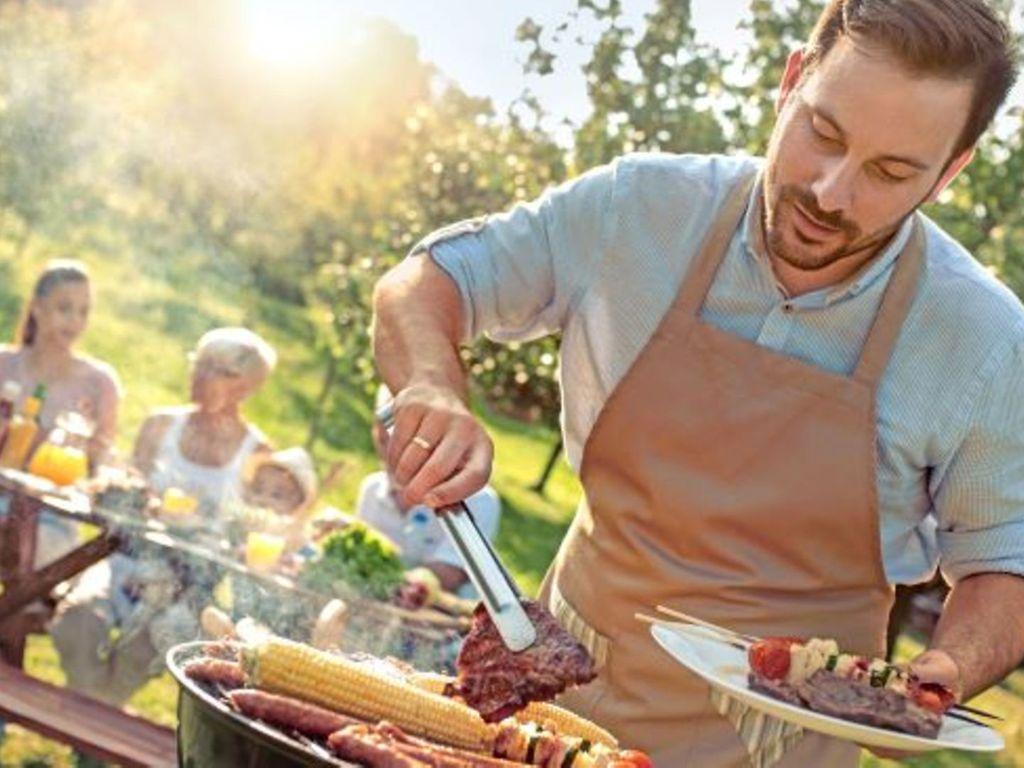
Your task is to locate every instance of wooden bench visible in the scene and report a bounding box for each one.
[0,661,177,767]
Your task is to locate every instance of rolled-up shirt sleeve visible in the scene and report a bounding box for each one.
[413,161,618,343]
[934,336,1024,583]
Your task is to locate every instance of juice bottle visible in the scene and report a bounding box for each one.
[0,380,22,452]
[0,384,45,470]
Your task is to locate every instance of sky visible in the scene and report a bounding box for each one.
[245,0,1024,141]
[247,0,754,135]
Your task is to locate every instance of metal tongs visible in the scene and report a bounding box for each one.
[377,402,537,651]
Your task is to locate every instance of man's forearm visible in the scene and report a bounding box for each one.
[930,572,1024,698]
[372,255,468,398]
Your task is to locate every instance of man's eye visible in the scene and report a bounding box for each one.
[813,126,840,145]
[873,165,912,183]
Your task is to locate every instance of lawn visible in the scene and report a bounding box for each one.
[1,242,1023,766]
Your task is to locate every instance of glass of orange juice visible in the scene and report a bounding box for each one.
[245,531,286,572]
[51,445,88,485]
[162,487,199,517]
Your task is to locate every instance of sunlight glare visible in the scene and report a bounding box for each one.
[245,0,354,69]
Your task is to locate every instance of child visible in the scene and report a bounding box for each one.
[240,446,318,556]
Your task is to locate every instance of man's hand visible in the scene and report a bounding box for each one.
[908,649,963,702]
[864,650,962,760]
[384,382,493,508]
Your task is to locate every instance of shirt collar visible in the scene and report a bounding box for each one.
[740,173,917,304]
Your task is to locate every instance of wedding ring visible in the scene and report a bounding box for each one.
[412,435,433,451]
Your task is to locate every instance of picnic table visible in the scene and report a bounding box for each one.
[0,467,177,766]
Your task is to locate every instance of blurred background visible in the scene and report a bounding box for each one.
[0,0,1023,764]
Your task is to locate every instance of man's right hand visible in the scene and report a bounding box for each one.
[384,382,494,509]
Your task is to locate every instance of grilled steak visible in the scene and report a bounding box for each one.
[454,600,597,722]
[749,670,943,739]
[747,672,804,707]
[798,670,942,738]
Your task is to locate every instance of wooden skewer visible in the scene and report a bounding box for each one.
[645,608,1003,723]
[655,604,761,644]
[635,612,750,650]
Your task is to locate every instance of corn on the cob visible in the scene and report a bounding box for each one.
[409,672,617,748]
[244,638,493,752]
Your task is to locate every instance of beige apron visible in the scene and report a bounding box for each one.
[539,169,925,767]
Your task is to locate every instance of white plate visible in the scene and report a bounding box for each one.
[650,623,1005,754]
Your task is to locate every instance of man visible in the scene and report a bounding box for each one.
[372,2,1024,765]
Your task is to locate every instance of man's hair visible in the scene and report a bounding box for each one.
[804,0,1018,156]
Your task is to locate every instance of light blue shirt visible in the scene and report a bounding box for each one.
[417,153,1024,586]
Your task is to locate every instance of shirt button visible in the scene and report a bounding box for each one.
[782,302,794,314]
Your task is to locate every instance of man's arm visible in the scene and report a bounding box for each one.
[913,572,1024,700]
[372,162,617,509]
[372,256,493,509]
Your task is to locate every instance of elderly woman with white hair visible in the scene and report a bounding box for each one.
[133,326,276,517]
[51,327,277,710]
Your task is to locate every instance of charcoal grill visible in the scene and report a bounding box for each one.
[168,641,358,768]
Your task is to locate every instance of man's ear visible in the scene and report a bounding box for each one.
[927,148,974,203]
[776,49,806,115]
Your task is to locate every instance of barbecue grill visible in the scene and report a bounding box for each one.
[170,641,358,767]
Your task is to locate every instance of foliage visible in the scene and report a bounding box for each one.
[299,522,406,600]
[521,0,728,167]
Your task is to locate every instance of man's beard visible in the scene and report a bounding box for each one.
[764,183,901,272]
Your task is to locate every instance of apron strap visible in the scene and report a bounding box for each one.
[852,217,926,386]
[675,170,759,318]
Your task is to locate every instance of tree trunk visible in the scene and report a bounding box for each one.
[305,356,340,451]
[530,436,564,496]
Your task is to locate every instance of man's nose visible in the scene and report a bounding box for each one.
[810,158,855,217]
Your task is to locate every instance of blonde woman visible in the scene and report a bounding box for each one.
[133,326,275,520]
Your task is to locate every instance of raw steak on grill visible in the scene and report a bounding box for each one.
[454,600,597,722]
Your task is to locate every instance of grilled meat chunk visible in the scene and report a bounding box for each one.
[749,669,943,739]
[798,670,942,738]
[455,601,597,722]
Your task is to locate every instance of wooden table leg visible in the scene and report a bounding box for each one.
[0,533,120,622]
[0,489,40,667]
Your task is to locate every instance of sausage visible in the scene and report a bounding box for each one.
[183,658,247,689]
[374,722,524,767]
[328,727,430,767]
[228,689,358,738]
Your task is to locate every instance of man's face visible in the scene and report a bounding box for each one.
[764,37,975,272]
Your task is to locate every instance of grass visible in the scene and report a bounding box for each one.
[2,234,1024,766]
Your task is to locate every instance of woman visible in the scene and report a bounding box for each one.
[0,260,121,569]
[52,326,276,708]
[133,326,275,521]
[0,259,120,466]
